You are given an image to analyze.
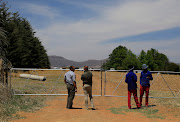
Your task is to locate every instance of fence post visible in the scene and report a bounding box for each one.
[104,71,106,96]
[101,68,102,96]
[0,59,4,84]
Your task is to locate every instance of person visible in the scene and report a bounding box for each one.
[125,65,141,109]
[140,64,153,107]
[81,66,95,110]
[64,66,77,109]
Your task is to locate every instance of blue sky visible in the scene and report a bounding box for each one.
[4,0,180,63]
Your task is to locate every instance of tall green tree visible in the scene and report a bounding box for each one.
[122,50,140,70]
[0,1,50,68]
[138,50,147,65]
[146,48,169,71]
[103,45,140,70]
[103,45,128,70]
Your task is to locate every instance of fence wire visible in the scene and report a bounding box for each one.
[104,70,180,99]
[10,68,102,96]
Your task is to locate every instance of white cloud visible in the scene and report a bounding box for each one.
[20,3,60,19]
[34,0,180,62]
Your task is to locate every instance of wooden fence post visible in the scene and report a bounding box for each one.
[0,58,5,84]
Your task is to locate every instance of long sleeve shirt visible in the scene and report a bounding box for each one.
[125,71,137,90]
[140,70,153,87]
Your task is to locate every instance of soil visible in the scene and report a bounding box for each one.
[12,96,180,122]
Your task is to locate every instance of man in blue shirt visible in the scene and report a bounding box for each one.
[140,64,153,107]
[125,65,140,109]
[64,66,77,109]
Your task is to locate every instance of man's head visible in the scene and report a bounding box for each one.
[84,66,88,71]
[142,64,148,71]
[70,66,75,72]
[128,65,134,71]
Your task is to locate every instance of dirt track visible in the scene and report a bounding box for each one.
[13,96,179,122]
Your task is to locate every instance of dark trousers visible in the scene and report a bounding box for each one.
[128,90,140,109]
[66,84,75,108]
[140,85,150,106]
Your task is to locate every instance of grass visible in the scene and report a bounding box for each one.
[0,95,53,121]
[0,82,55,121]
[150,90,180,109]
[11,71,67,94]
[108,106,165,119]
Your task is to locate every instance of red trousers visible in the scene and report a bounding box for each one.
[128,90,140,109]
[140,85,150,106]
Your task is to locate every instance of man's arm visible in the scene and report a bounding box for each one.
[73,81,77,88]
[72,73,77,90]
[125,75,128,83]
[147,72,153,80]
[81,74,84,81]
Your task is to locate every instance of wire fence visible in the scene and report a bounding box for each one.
[10,68,180,99]
[104,70,180,98]
[10,68,102,96]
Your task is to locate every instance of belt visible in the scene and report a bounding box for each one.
[67,83,73,85]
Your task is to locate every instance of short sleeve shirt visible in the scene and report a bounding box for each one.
[64,71,76,85]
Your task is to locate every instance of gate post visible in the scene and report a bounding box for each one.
[101,68,102,96]
[104,71,106,96]
[0,59,4,84]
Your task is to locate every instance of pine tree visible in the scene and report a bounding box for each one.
[0,1,50,68]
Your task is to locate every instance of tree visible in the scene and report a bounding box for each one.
[138,50,147,65]
[167,62,179,72]
[146,48,169,71]
[122,50,140,70]
[0,1,50,68]
[103,45,128,70]
[103,45,140,70]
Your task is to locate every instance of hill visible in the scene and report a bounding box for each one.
[49,55,107,68]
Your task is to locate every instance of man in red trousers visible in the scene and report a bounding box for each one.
[125,65,140,109]
[140,64,153,107]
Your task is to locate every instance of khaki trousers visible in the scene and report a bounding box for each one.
[83,84,94,109]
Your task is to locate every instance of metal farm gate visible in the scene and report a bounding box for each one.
[10,68,102,96]
[104,70,180,99]
[10,68,180,99]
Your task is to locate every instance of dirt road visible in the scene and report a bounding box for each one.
[12,95,179,122]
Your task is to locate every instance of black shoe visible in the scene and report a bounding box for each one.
[91,108,96,110]
[68,107,73,109]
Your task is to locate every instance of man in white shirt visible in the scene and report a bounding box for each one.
[64,66,77,109]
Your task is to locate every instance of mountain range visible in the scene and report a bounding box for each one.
[49,55,107,68]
